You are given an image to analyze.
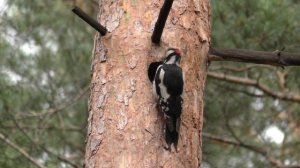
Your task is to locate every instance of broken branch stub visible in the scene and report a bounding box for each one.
[72,6,108,36]
[151,0,174,44]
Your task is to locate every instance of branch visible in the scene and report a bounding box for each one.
[220,84,265,98]
[275,70,288,92]
[202,132,267,155]
[6,112,80,168]
[0,132,46,168]
[210,64,275,72]
[209,48,300,66]
[43,148,79,168]
[72,6,107,35]
[207,72,300,103]
[19,86,89,118]
[203,132,300,168]
[0,125,82,132]
[151,0,174,44]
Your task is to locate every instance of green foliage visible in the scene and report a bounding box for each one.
[212,0,300,51]
[204,0,300,167]
[1,0,300,167]
[0,0,96,167]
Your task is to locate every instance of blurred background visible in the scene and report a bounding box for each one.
[0,0,299,167]
[0,0,96,167]
[204,0,300,168]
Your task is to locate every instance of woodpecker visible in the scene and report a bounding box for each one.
[152,48,183,148]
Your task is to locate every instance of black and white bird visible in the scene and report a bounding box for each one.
[152,48,184,148]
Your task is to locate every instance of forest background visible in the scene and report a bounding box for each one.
[0,0,299,167]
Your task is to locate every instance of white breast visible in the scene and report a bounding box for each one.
[158,68,170,99]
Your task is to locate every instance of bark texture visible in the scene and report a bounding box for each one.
[84,0,210,167]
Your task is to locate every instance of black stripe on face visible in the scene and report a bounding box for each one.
[164,54,180,64]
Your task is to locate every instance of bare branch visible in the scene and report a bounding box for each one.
[209,48,300,66]
[0,125,82,132]
[18,86,89,118]
[151,0,174,44]
[43,148,80,168]
[207,72,300,103]
[275,70,288,92]
[72,6,107,35]
[203,132,267,155]
[48,85,89,116]
[224,85,265,98]
[6,113,80,168]
[203,132,300,168]
[0,132,46,168]
[210,64,275,72]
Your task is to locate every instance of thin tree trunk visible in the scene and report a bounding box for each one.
[84,0,210,167]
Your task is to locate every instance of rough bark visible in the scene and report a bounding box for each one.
[84,0,210,167]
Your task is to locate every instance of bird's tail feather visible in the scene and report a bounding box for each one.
[165,116,180,146]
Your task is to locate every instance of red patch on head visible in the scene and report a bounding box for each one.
[175,49,181,56]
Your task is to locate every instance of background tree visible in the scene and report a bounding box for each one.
[203,0,300,167]
[0,0,96,167]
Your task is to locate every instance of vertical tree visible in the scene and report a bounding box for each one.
[84,0,211,167]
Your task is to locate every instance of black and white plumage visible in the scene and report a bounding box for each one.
[152,48,183,147]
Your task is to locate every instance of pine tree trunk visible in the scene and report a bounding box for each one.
[84,0,210,167]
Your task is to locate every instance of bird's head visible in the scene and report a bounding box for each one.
[164,48,181,65]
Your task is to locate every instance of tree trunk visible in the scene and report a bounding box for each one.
[84,0,210,167]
